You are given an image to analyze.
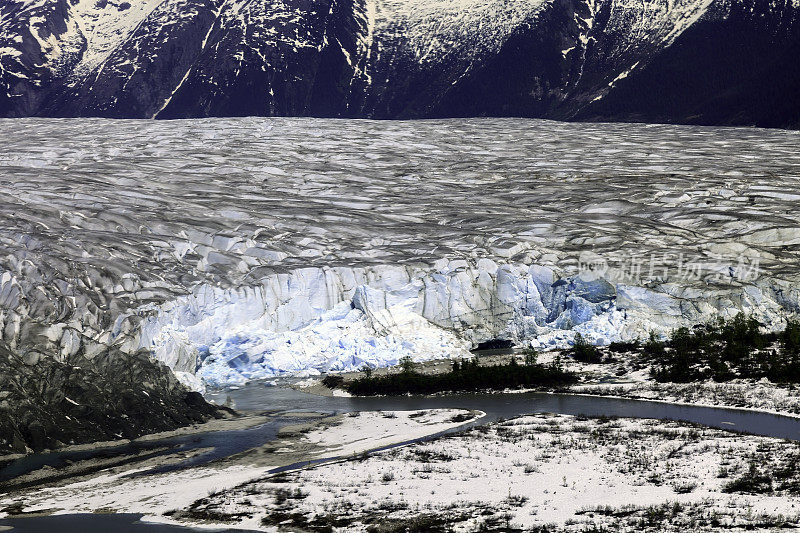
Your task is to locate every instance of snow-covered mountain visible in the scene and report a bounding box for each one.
[1,0,798,126]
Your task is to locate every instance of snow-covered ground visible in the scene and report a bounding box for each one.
[299,409,483,456]
[0,409,480,519]
[572,380,800,417]
[1,118,800,388]
[184,414,800,532]
[534,349,800,418]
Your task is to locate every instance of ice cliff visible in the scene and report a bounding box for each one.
[135,258,797,388]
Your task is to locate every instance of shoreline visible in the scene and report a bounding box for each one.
[564,388,800,420]
[288,349,800,420]
[0,412,276,495]
[0,410,265,465]
[0,409,483,523]
[152,412,800,532]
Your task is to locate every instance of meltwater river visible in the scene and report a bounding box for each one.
[3,385,800,532]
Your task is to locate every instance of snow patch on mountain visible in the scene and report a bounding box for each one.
[0,1,81,76]
[69,0,163,76]
[215,0,328,53]
[375,0,550,65]
[662,0,717,45]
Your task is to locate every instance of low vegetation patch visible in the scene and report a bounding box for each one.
[324,355,577,396]
[571,333,604,364]
[645,315,800,383]
[722,462,774,494]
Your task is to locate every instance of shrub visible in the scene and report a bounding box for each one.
[781,319,800,354]
[572,333,603,364]
[644,331,665,357]
[648,314,800,384]
[608,340,640,353]
[523,348,538,366]
[399,356,416,374]
[672,481,697,494]
[342,357,577,396]
[321,375,344,389]
[722,463,773,494]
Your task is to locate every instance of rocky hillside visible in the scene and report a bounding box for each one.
[0,0,798,127]
[0,342,221,454]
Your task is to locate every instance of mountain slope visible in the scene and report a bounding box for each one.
[0,0,798,125]
[575,0,800,128]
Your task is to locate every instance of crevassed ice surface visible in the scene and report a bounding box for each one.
[1,118,800,389]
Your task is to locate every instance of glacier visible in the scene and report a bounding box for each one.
[1,117,800,390]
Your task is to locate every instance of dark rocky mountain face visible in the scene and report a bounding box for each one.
[0,343,222,455]
[1,0,798,127]
[576,0,800,128]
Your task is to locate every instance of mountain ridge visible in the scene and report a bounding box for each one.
[0,0,798,124]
